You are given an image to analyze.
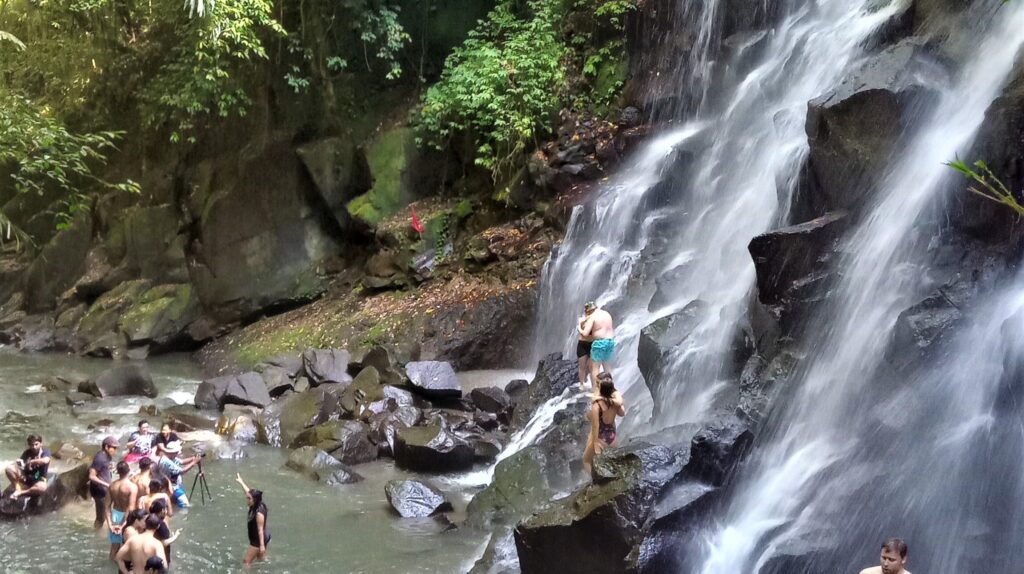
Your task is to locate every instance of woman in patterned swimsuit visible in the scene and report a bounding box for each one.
[582,372,626,476]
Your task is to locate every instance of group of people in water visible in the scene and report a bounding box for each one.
[5,422,270,573]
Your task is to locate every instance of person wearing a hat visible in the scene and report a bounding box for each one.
[89,436,119,529]
[155,440,201,509]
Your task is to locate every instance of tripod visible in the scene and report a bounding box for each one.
[189,459,213,505]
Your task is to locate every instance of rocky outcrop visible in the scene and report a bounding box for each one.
[296,136,372,233]
[195,372,272,410]
[514,443,688,574]
[22,213,92,313]
[509,354,577,432]
[393,424,474,472]
[470,386,511,414]
[796,39,944,221]
[637,302,708,416]
[302,348,353,386]
[284,446,346,481]
[385,479,453,518]
[405,361,461,400]
[257,384,344,447]
[290,420,377,465]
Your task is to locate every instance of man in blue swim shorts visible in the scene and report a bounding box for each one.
[578,303,616,394]
[107,460,138,565]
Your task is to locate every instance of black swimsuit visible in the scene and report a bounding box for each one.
[577,340,593,359]
[248,506,271,548]
[595,400,617,444]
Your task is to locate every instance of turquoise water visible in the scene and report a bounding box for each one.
[0,350,489,573]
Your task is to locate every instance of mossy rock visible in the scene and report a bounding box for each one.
[120,283,199,345]
[347,127,413,226]
[466,446,549,529]
[74,279,152,354]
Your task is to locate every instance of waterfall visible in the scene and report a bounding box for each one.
[532,0,903,432]
[694,4,1024,572]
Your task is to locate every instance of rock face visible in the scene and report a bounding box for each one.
[637,302,708,416]
[257,385,344,447]
[514,443,688,574]
[798,39,943,220]
[195,372,272,410]
[0,460,89,520]
[748,211,847,332]
[385,479,453,518]
[683,416,755,486]
[290,420,377,465]
[509,354,577,432]
[393,424,474,472]
[22,214,92,313]
[183,139,338,323]
[83,364,158,398]
[295,136,372,233]
[405,361,461,400]
[302,349,353,386]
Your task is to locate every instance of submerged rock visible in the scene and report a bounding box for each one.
[385,479,453,518]
[637,302,708,417]
[283,446,345,481]
[405,361,461,400]
[393,424,474,472]
[82,364,158,398]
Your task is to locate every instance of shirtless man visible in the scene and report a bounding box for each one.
[138,478,171,518]
[132,458,154,499]
[108,461,139,565]
[116,514,166,574]
[859,538,911,574]
[578,304,615,390]
[576,302,597,391]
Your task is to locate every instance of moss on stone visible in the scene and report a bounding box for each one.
[347,127,412,226]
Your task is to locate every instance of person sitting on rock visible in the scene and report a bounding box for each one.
[582,372,625,476]
[125,420,155,464]
[577,303,616,393]
[860,538,912,574]
[4,434,50,500]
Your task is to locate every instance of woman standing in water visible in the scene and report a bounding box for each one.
[236,473,270,567]
[582,372,626,475]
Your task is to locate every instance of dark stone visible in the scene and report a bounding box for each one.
[291,420,377,466]
[430,286,538,370]
[302,348,353,386]
[283,447,343,481]
[22,213,92,313]
[683,416,754,486]
[510,354,577,433]
[339,367,383,417]
[470,386,511,414]
[514,443,688,574]
[799,39,944,220]
[261,354,304,378]
[405,361,461,399]
[325,466,364,485]
[0,460,89,520]
[162,405,218,432]
[393,424,475,473]
[84,364,157,398]
[257,385,345,447]
[65,391,96,407]
[385,479,453,518]
[618,107,642,129]
[358,345,406,386]
[382,385,418,407]
[368,405,423,456]
[195,372,271,410]
[505,379,528,400]
[260,366,294,398]
[647,264,690,311]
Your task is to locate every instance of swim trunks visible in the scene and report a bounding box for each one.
[576,340,593,359]
[172,487,189,508]
[590,338,615,362]
[109,508,126,544]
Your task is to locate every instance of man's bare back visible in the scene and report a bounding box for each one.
[583,309,614,340]
[859,567,911,574]
[116,532,165,574]
[110,477,138,514]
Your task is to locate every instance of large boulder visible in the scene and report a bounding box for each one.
[339,367,384,417]
[183,139,339,323]
[121,204,190,283]
[82,364,157,398]
[260,366,294,398]
[257,385,344,447]
[385,479,453,518]
[72,279,151,356]
[0,459,89,520]
[509,354,578,432]
[217,405,261,444]
[513,443,688,574]
[295,136,372,232]
[430,286,539,370]
[302,348,353,386]
[368,405,423,456]
[393,424,475,472]
[290,420,377,465]
[797,39,944,220]
[405,361,461,400]
[118,283,201,349]
[682,416,754,486]
[637,302,709,417]
[283,447,346,481]
[195,372,272,410]
[470,386,512,414]
[748,211,847,331]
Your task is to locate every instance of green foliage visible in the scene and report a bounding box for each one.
[415,0,633,180]
[947,158,1024,217]
[0,30,25,50]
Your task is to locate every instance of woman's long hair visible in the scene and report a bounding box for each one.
[248,489,266,520]
[597,372,615,399]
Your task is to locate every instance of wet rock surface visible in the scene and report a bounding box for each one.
[393,424,474,473]
[0,460,89,520]
[385,479,453,518]
[405,361,461,400]
[82,364,158,398]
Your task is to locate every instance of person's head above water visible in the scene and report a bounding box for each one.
[880,538,908,574]
[127,509,147,528]
[597,372,615,398]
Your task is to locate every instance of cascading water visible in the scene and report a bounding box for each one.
[532,0,903,433]
[693,4,1024,572]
